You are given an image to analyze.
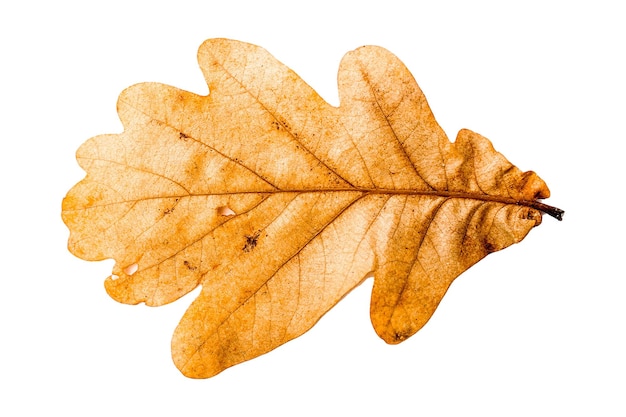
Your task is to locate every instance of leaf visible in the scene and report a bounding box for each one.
[62,39,563,378]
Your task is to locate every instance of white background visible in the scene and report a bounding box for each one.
[2,1,624,415]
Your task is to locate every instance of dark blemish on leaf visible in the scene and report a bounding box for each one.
[525,209,537,221]
[272,117,292,132]
[393,331,409,342]
[179,132,190,140]
[163,198,179,215]
[484,242,496,253]
[279,118,289,131]
[183,260,197,271]
[243,231,261,253]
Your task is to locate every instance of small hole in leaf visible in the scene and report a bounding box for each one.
[110,274,120,281]
[124,263,138,275]
[217,206,236,216]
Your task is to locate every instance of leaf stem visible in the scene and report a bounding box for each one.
[519,200,564,221]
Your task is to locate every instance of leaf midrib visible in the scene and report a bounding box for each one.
[67,186,548,213]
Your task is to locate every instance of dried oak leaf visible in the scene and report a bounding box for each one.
[62,39,563,378]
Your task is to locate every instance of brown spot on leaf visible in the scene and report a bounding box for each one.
[393,331,409,343]
[484,241,496,253]
[243,231,261,253]
[163,198,179,215]
[183,260,197,271]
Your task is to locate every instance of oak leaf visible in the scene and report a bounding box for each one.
[62,39,563,378]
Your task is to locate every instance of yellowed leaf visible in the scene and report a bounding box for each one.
[62,39,562,378]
